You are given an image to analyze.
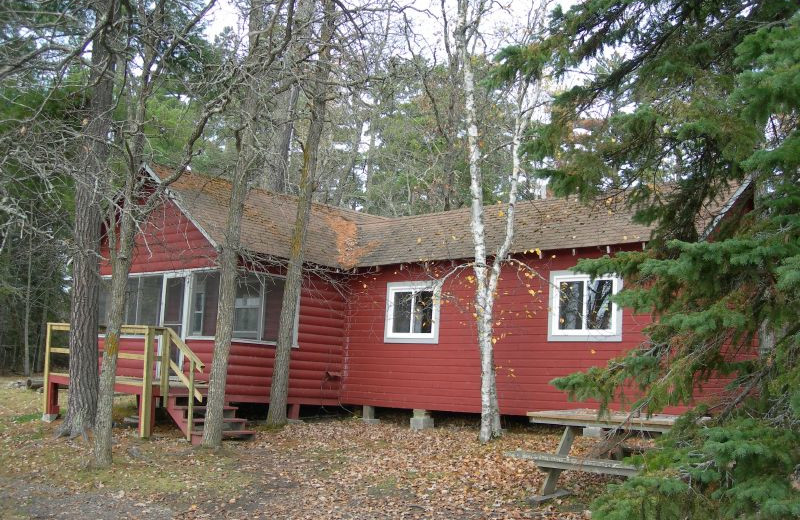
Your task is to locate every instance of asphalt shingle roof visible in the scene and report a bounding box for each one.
[152,166,741,270]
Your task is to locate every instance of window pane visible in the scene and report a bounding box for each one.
[98,279,111,327]
[262,277,285,342]
[558,281,584,330]
[137,276,163,326]
[190,272,219,336]
[587,279,613,330]
[191,290,205,336]
[125,277,139,324]
[234,276,261,340]
[392,291,412,333]
[413,290,434,333]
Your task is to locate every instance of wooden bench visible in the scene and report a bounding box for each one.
[506,450,639,477]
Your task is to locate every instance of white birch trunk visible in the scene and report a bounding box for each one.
[456,0,534,442]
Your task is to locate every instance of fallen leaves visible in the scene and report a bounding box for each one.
[0,378,619,519]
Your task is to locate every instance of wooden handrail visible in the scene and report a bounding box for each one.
[43,322,207,441]
[165,327,204,371]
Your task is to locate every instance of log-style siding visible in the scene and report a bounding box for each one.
[340,248,710,415]
[99,199,345,407]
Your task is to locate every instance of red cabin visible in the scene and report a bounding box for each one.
[42,165,751,441]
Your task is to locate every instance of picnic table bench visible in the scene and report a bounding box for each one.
[506,409,680,504]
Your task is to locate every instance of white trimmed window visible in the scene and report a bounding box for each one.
[384,281,441,344]
[548,270,622,342]
[98,269,298,346]
[188,271,296,345]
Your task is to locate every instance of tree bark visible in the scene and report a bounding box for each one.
[266,0,334,427]
[92,199,136,466]
[456,0,502,443]
[35,287,50,373]
[202,0,266,448]
[267,84,300,193]
[262,0,313,193]
[201,152,252,447]
[23,222,33,377]
[55,0,116,439]
[332,116,364,207]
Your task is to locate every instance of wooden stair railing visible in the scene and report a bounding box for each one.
[43,322,205,440]
[159,327,205,440]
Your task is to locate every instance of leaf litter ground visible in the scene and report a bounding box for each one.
[0,377,634,519]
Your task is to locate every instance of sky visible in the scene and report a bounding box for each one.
[202,0,577,58]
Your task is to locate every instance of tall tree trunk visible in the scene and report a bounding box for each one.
[202,0,266,448]
[267,84,300,193]
[262,0,313,193]
[455,0,501,443]
[55,0,116,439]
[332,117,363,207]
[266,0,334,427]
[201,152,253,447]
[23,223,33,377]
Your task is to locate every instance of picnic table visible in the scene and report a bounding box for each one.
[507,408,680,504]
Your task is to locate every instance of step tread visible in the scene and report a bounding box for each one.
[191,417,247,424]
[168,404,237,411]
[189,429,256,445]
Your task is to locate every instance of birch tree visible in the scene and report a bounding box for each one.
[454,0,548,442]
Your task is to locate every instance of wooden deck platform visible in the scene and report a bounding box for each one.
[41,323,255,443]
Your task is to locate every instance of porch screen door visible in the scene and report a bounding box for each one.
[162,276,186,367]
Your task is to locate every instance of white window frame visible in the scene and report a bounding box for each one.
[384,280,441,344]
[547,270,623,342]
[99,267,300,348]
[185,269,300,348]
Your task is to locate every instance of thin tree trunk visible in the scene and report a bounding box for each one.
[55,0,116,439]
[92,202,136,466]
[23,223,33,377]
[456,0,501,443]
[266,0,334,427]
[35,288,50,373]
[364,128,376,191]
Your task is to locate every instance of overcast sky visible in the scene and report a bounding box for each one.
[203,0,576,59]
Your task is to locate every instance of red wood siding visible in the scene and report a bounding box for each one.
[180,278,346,405]
[340,247,720,416]
[100,199,217,276]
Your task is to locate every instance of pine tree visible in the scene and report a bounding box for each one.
[500,1,800,517]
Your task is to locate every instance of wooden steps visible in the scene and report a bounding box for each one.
[164,395,254,445]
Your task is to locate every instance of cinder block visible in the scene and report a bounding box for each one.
[583,426,604,438]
